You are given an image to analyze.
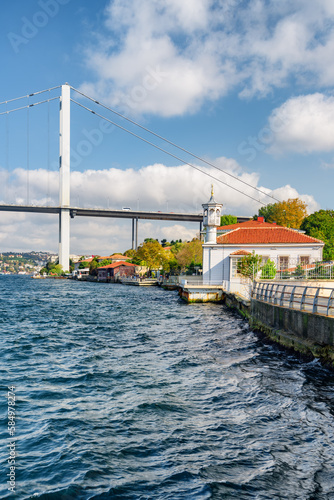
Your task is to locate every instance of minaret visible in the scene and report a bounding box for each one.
[202,185,223,244]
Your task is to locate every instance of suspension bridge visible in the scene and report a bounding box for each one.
[0,84,277,271]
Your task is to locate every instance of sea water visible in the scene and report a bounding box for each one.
[1,276,334,499]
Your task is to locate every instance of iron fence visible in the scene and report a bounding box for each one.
[253,281,334,317]
[250,259,334,281]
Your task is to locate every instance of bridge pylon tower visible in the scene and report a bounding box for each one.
[59,83,71,272]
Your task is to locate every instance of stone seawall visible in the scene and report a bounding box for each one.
[249,299,334,366]
[178,284,334,366]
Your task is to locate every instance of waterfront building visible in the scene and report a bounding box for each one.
[97,262,136,282]
[73,257,94,272]
[202,196,324,285]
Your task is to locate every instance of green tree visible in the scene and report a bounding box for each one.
[124,249,136,259]
[40,260,63,275]
[49,264,63,276]
[99,259,113,266]
[300,209,334,261]
[254,203,276,222]
[237,251,262,279]
[89,256,100,276]
[79,261,90,269]
[292,264,305,279]
[161,239,171,247]
[144,238,159,243]
[136,240,167,269]
[175,239,202,271]
[170,241,184,255]
[261,259,276,279]
[220,214,237,226]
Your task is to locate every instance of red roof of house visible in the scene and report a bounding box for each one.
[216,227,324,245]
[230,250,252,255]
[97,261,136,270]
[218,219,276,231]
[76,257,94,263]
[111,254,128,259]
[98,253,129,260]
[98,254,127,261]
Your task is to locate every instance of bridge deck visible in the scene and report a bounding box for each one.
[0,205,250,223]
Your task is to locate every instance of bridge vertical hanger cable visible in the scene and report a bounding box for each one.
[27,95,30,205]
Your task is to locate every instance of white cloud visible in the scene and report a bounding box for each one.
[0,161,318,253]
[270,184,319,214]
[79,0,334,116]
[267,93,334,154]
[322,160,334,169]
[161,224,199,242]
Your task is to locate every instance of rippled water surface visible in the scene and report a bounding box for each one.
[1,276,334,499]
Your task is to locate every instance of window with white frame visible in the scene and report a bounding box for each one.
[278,256,289,270]
[231,257,241,278]
[299,256,310,266]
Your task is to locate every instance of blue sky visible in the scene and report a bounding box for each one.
[1,0,334,254]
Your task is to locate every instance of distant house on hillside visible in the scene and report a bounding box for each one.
[201,193,324,284]
[97,254,128,264]
[73,257,94,273]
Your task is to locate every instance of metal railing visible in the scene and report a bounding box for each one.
[252,259,334,281]
[253,281,334,317]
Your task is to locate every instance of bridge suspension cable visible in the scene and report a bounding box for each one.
[71,98,268,206]
[0,87,60,206]
[0,85,61,107]
[71,86,280,205]
[0,96,60,116]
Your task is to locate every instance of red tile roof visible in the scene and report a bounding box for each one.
[216,227,324,245]
[111,254,128,259]
[98,261,135,269]
[230,250,252,255]
[97,255,128,261]
[218,219,276,231]
[76,257,94,263]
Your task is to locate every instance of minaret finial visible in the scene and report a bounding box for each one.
[211,184,214,197]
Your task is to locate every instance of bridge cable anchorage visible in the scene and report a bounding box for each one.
[0,96,60,116]
[70,98,267,206]
[71,86,279,205]
[0,85,61,107]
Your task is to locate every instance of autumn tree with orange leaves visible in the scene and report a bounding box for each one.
[256,198,307,229]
